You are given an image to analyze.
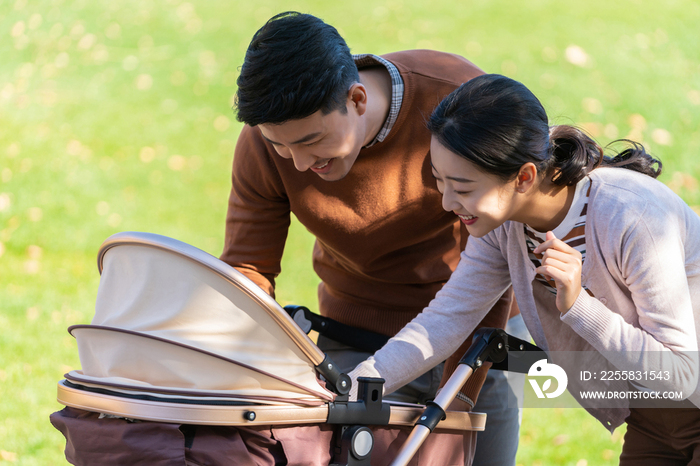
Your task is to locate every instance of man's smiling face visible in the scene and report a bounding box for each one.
[258,97,368,182]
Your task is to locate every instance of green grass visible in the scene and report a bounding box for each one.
[1,0,698,464]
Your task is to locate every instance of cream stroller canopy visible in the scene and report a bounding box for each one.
[64,231,335,407]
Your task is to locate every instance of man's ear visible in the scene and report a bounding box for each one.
[348,83,367,116]
[515,163,538,193]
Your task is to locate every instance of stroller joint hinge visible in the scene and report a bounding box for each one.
[415,401,446,432]
[327,377,391,426]
[316,354,352,396]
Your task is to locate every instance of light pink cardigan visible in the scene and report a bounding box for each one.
[350,167,700,430]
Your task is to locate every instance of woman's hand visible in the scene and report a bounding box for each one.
[533,231,583,314]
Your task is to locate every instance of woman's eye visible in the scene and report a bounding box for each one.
[455,191,471,195]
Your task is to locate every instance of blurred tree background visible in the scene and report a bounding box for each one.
[0,0,698,464]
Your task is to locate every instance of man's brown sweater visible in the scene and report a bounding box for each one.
[221,50,511,404]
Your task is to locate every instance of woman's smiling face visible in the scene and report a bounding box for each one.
[430,137,520,238]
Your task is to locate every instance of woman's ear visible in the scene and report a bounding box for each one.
[515,163,538,193]
[348,83,368,116]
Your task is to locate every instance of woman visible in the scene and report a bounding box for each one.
[349,74,700,464]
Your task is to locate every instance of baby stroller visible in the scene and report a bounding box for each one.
[51,232,538,465]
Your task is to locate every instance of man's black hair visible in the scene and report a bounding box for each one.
[235,11,360,126]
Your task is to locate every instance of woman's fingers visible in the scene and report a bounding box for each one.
[533,232,579,256]
[536,261,578,283]
[540,247,581,266]
[533,231,583,313]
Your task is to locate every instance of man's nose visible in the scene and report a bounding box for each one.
[289,148,316,172]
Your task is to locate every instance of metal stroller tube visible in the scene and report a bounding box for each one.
[390,363,475,466]
[389,328,511,466]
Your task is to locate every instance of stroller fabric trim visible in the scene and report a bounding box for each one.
[70,325,334,404]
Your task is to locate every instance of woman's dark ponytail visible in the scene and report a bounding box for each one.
[546,126,662,185]
[548,125,604,186]
[601,140,662,178]
[429,74,663,183]
[547,126,662,184]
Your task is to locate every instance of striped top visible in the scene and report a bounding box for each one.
[524,178,594,296]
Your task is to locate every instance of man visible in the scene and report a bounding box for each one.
[221,11,513,465]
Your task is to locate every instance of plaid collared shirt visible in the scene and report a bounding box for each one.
[353,54,404,147]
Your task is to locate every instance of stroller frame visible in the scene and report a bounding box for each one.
[53,232,540,465]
